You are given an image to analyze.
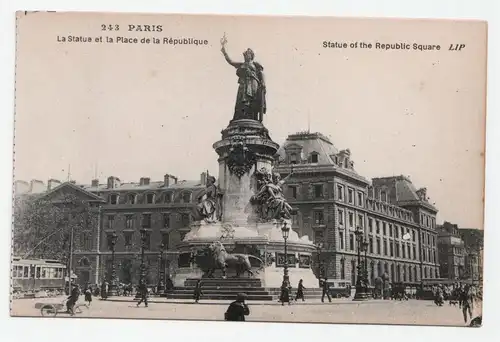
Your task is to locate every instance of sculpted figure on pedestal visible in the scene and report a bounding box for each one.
[247,168,294,222]
[194,176,223,223]
[220,33,267,122]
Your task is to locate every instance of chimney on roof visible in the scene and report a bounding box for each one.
[91,179,99,187]
[107,176,121,189]
[140,177,150,186]
[47,179,61,191]
[164,174,170,187]
[29,179,45,193]
[171,176,178,184]
[416,187,428,201]
[200,172,207,186]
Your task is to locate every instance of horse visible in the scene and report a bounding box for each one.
[206,241,263,279]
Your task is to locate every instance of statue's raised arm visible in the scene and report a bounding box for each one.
[220,33,240,68]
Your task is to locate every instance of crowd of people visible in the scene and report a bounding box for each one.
[432,283,481,325]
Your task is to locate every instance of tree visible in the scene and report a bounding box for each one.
[13,191,96,267]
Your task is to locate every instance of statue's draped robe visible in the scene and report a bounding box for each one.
[232,61,266,120]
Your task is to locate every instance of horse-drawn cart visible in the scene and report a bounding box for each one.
[35,300,87,317]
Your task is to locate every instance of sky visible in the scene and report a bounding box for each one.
[13,12,487,229]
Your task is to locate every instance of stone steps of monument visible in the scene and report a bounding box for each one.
[176,286,268,291]
[171,289,271,295]
[267,288,324,300]
[184,279,263,287]
[166,293,273,301]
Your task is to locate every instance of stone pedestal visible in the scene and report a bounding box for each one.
[173,119,320,294]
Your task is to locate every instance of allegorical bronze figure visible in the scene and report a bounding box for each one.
[220,33,267,122]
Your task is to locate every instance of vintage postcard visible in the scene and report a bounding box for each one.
[10,11,486,327]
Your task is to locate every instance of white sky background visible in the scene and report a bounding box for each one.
[14,12,486,229]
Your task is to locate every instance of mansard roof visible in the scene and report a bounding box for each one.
[277,131,339,165]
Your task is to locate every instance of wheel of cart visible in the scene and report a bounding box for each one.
[35,302,64,317]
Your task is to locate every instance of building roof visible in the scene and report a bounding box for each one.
[371,175,438,213]
[277,132,339,165]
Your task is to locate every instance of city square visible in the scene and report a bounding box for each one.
[11,297,481,326]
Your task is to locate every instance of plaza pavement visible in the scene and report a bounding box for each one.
[10,296,482,327]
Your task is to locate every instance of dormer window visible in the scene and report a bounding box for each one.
[127,193,136,204]
[380,191,387,202]
[109,194,118,205]
[145,193,155,204]
[290,153,298,164]
[310,152,319,163]
[164,192,172,203]
[182,192,192,203]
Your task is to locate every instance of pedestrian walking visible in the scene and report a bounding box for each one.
[459,285,474,324]
[101,281,109,300]
[84,284,93,306]
[279,279,291,305]
[295,279,306,302]
[321,278,332,303]
[193,280,203,303]
[224,293,250,321]
[136,282,149,307]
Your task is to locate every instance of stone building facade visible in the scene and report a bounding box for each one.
[14,173,206,286]
[274,132,440,285]
[437,221,466,280]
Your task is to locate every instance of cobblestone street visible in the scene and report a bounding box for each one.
[10,297,482,327]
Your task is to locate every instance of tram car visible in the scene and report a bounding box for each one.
[11,257,66,292]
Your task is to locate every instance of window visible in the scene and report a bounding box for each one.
[380,191,387,202]
[314,210,325,225]
[340,259,345,279]
[41,268,47,279]
[339,231,345,249]
[292,213,299,226]
[290,153,298,164]
[161,232,170,247]
[36,267,40,279]
[413,246,417,260]
[124,232,133,247]
[348,212,354,228]
[311,153,319,163]
[81,232,91,250]
[314,230,324,245]
[349,234,355,251]
[396,243,400,257]
[376,238,381,254]
[383,239,388,256]
[109,194,118,205]
[127,193,136,204]
[357,192,363,206]
[375,221,380,234]
[182,192,192,203]
[337,185,344,201]
[107,215,115,229]
[357,214,364,228]
[402,244,406,258]
[314,184,323,198]
[412,230,416,242]
[126,215,134,229]
[382,222,387,236]
[23,266,29,278]
[368,218,373,232]
[395,226,399,238]
[289,185,298,199]
[164,192,173,203]
[106,234,115,250]
[142,214,152,228]
[369,237,374,253]
[146,193,155,204]
[144,231,151,250]
[181,213,190,227]
[163,213,170,228]
[389,224,393,237]
[338,209,344,225]
[407,244,411,259]
[348,189,354,204]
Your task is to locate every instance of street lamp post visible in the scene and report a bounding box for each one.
[135,228,148,299]
[363,241,369,286]
[281,222,290,284]
[108,232,119,296]
[157,243,165,295]
[353,226,369,301]
[316,242,324,286]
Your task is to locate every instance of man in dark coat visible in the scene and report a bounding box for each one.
[66,284,81,316]
[225,293,250,321]
[321,278,332,303]
[136,282,149,307]
[193,280,203,303]
[295,279,306,302]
